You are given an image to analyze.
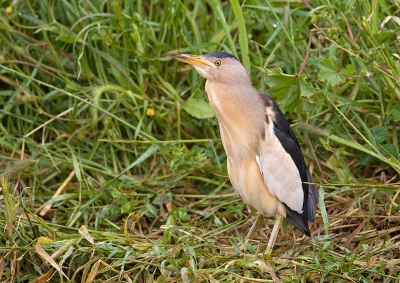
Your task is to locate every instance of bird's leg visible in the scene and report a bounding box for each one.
[246,213,263,239]
[264,215,283,254]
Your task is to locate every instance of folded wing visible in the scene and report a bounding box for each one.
[256,94,318,236]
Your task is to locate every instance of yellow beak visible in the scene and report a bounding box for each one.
[167,53,217,69]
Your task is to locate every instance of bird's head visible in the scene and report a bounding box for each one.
[167,52,251,85]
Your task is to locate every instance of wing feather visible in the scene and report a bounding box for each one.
[257,94,318,235]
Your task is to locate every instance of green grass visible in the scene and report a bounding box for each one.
[1,0,400,282]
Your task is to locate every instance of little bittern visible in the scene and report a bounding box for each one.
[168,52,318,251]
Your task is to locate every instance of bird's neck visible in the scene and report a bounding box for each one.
[205,80,266,158]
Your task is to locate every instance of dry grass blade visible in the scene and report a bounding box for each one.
[34,237,69,280]
[1,177,14,240]
[78,225,95,245]
[29,268,55,283]
[40,170,76,216]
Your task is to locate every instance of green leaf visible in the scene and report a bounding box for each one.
[0,23,12,31]
[298,75,315,100]
[370,126,388,143]
[359,143,396,165]
[329,148,354,183]
[120,202,131,214]
[56,34,80,43]
[100,52,130,89]
[358,149,375,166]
[374,30,395,44]
[379,144,397,159]
[145,202,158,218]
[264,69,315,112]
[340,64,356,75]
[182,95,214,119]
[319,185,329,235]
[318,57,346,86]
[307,57,321,66]
[390,108,400,122]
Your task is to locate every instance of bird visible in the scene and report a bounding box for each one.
[167,51,318,252]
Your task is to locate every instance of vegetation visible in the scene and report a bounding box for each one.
[1,0,399,282]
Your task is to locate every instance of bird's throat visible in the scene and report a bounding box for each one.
[205,80,265,158]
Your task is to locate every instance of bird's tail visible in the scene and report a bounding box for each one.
[307,171,319,222]
[284,206,311,236]
[283,171,318,237]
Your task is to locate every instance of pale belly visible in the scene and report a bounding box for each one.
[227,156,287,217]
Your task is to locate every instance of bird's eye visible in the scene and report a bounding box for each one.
[214,60,221,66]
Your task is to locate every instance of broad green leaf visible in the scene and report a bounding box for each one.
[358,143,396,166]
[307,57,321,66]
[390,108,400,122]
[340,64,356,75]
[358,149,375,166]
[264,69,315,112]
[298,76,315,100]
[120,203,131,214]
[318,57,346,86]
[182,95,214,119]
[379,144,397,158]
[370,126,388,143]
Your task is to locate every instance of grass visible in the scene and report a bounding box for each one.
[0,0,399,282]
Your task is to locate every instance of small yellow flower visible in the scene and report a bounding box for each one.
[146,108,155,116]
[6,6,12,13]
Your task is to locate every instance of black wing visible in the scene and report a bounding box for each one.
[260,93,318,236]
